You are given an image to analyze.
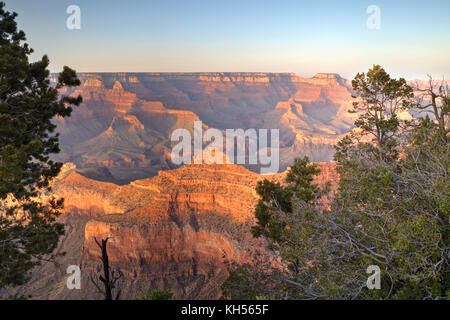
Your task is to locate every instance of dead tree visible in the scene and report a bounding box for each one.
[413,76,449,136]
[89,237,122,300]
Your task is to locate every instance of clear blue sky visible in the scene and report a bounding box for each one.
[5,0,450,79]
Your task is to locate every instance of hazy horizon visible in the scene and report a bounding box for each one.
[54,71,447,82]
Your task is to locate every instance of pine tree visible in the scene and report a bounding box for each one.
[0,2,82,289]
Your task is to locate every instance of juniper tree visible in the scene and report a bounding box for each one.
[0,2,82,289]
[331,67,448,299]
[345,64,414,162]
[222,157,330,299]
[251,157,324,244]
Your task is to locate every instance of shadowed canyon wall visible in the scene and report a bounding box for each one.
[51,72,355,183]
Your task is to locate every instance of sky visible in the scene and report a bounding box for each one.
[5,0,450,79]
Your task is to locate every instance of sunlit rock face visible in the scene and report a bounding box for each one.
[50,72,355,183]
[1,162,338,300]
[75,162,337,299]
[77,163,273,300]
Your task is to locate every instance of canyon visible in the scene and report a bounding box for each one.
[2,162,338,300]
[2,72,350,299]
[51,72,355,183]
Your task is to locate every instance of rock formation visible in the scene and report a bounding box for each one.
[49,72,355,183]
[1,162,338,300]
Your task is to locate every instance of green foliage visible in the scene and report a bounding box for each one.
[0,2,81,289]
[223,157,327,299]
[221,264,261,300]
[138,290,174,300]
[349,64,414,162]
[223,66,449,300]
[251,157,322,244]
[332,67,448,299]
[329,67,448,299]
